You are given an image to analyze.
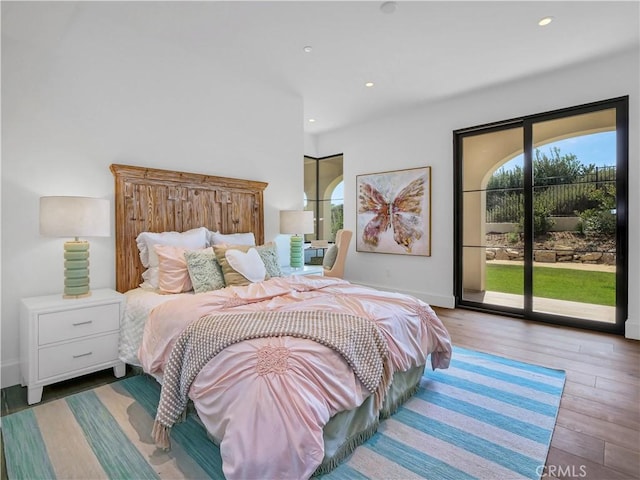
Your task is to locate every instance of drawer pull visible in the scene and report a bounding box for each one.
[72,320,93,326]
[72,352,93,359]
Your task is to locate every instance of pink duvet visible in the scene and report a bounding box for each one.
[139,276,451,479]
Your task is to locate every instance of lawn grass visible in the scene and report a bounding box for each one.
[486,263,616,306]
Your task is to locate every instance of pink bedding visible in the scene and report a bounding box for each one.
[139,275,451,480]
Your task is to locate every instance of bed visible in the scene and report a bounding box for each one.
[111,164,452,479]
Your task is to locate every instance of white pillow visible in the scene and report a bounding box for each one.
[225,248,266,283]
[136,227,208,289]
[208,231,256,246]
[272,234,292,267]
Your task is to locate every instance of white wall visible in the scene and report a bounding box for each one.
[316,48,640,340]
[3,7,638,391]
[1,4,304,386]
[304,132,318,158]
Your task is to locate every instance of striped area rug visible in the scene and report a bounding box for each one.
[2,347,565,479]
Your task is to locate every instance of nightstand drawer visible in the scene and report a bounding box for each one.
[38,303,120,345]
[38,333,119,380]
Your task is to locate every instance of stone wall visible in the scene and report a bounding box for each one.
[485,247,616,265]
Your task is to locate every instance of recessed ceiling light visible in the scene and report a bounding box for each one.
[380,1,397,14]
[538,16,554,26]
[308,118,316,123]
[365,82,375,88]
[303,46,313,53]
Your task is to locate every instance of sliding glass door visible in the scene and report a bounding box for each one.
[459,125,525,311]
[455,98,628,333]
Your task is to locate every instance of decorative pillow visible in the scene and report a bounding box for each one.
[272,234,292,267]
[213,245,267,286]
[323,244,339,269]
[184,248,226,293]
[136,227,208,289]
[208,231,256,246]
[256,242,283,278]
[154,245,199,294]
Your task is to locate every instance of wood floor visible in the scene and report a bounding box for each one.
[1,309,638,479]
[434,307,640,480]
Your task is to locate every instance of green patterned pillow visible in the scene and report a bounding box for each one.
[184,248,226,293]
[256,242,283,278]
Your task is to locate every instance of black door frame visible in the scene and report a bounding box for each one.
[453,97,628,334]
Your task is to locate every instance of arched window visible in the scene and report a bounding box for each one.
[304,154,343,241]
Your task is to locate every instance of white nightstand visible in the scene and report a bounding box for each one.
[19,288,126,405]
[281,265,324,277]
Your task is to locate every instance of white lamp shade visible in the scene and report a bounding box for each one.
[280,210,314,235]
[40,196,110,238]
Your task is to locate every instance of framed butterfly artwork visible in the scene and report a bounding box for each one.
[356,166,431,256]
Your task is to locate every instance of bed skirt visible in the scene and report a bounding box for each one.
[313,364,425,476]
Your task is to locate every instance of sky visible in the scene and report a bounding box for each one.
[502,131,616,171]
[332,182,344,203]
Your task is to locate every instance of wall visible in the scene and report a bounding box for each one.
[1,4,304,387]
[487,218,581,234]
[315,47,640,340]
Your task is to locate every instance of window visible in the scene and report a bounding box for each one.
[304,154,343,241]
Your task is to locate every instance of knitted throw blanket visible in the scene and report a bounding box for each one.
[152,310,391,450]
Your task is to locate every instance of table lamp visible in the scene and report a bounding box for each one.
[280,210,314,268]
[40,196,110,298]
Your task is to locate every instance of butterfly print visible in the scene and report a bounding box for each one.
[358,176,425,252]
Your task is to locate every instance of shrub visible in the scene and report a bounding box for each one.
[579,208,616,235]
[533,199,555,236]
[517,196,555,236]
[506,231,520,244]
[578,184,616,236]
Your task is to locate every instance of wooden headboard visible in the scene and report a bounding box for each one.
[110,164,268,293]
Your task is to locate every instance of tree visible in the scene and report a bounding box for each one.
[533,146,594,186]
[486,146,606,232]
[487,147,594,190]
[330,203,343,241]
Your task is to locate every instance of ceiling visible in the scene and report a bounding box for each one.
[2,1,639,135]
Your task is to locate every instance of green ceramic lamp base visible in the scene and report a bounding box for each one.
[63,240,91,298]
[289,235,304,268]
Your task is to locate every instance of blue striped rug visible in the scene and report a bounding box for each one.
[2,347,565,479]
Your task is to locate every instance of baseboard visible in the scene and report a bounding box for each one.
[625,317,640,340]
[1,359,21,389]
[351,281,455,309]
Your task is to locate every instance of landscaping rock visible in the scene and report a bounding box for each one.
[485,232,615,266]
[506,248,522,259]
[556,245,574,256]
[495,249,510,260]
[581,252,603,262]
[535,250,557,263]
